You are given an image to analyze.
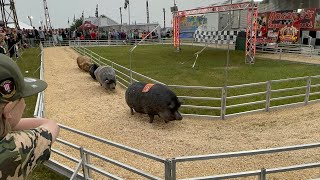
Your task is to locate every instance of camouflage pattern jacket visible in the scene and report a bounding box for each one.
[0,127,52,179]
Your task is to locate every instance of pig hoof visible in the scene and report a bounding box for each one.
[130,108,134,115]
[148,115,154,123]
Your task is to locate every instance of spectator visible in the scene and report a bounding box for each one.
[90,30,96,40]
[7,29,18,58]
[0,55,60,179]
[38,27,45,42]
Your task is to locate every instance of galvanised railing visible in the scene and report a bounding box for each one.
[35,42,320,179]
[71,44,320,120]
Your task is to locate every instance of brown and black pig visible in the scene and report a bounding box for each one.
[77,56,91,72]
[94,66,117,90]
[89,63,99,80]
[125,82,183,123]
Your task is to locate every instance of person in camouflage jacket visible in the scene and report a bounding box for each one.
[0,54,60,179]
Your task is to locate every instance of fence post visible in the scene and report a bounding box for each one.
[171,158,177,180]
[258,168,266,180]
[85,153,92,179]
[265,81,272,112]
[305,76,312,105]
[164,159,172,180]
[279,48,282,60]
[80,147,89,179]
[221,86,227,120]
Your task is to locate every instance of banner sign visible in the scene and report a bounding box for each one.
[300,8,316,30]
[267,10,300,44]
[180,16,207,38]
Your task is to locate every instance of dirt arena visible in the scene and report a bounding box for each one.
[44,47,320,179]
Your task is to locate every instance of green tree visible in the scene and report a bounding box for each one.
[70,18,83,31]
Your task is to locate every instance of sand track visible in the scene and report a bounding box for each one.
[44,47,320,180]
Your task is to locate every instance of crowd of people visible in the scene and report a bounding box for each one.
[0,24,175,61]
[0,26,166,58]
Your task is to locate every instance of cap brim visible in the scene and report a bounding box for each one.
[21,77,48,98]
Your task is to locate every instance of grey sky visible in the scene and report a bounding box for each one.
[15,0,223,28]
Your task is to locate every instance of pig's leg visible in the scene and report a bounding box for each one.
[148,115,154,123]
[130,108,134,115]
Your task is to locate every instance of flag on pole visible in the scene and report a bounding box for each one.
[124,0,129,9]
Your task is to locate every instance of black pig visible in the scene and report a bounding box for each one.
[125,82,183,123]
[89,63,99,80]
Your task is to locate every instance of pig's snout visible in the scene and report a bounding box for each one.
[175,111,183,120]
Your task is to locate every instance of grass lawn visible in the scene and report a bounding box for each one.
[87,45,320,115]
[14,47,68,180]
[88,45,320,86]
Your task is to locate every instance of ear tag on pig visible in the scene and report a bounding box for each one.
[142,83,154,93]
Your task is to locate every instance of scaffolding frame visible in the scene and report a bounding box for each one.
[43,0,52,29]
[173,2,259,64]
[0,0,19,29]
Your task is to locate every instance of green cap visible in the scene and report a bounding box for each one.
[0,54,47,103]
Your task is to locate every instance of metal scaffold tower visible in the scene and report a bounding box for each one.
[0,0,20,29]
[43,0,52,29]
[245,1,258,64]
[173,2,259,64]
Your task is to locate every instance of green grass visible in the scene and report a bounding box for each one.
[88,45,320,86]
[87,45,320,115]
[15,48,68,180]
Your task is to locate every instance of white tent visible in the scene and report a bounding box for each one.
[7,21,33,29]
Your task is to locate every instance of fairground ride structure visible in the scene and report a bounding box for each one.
[173,2,259,64]
[0,0,20,29]
[43,0,52,29]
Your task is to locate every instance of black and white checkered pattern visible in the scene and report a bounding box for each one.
[194,30,238,44]
[280,20,292,25]
[301,30,320,48]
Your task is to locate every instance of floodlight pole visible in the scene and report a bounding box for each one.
[120,7,122,25]
[27,16,33,27]
[163,8,166,28]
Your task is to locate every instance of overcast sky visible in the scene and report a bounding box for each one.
[15,0,224,28]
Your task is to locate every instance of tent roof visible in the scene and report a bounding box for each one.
[7,21,33,29]
[79,21,97,30]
